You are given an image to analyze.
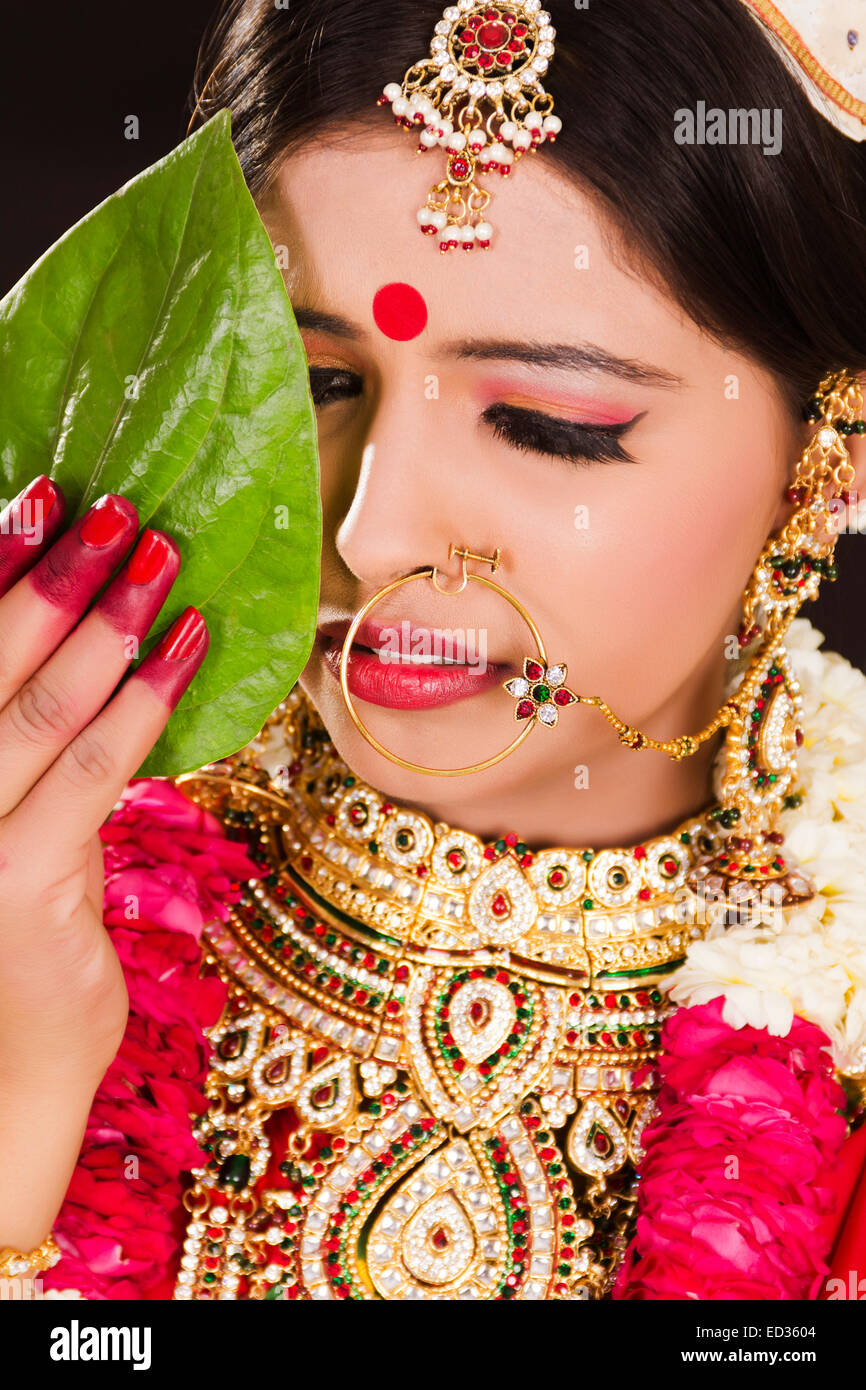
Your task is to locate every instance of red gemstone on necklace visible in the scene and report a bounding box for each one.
[516,698,535,719]
[490,891,511,918]
[431,1228,450,1250]
[449,155,471,179]
[478,52,494,66]
[478,20,509,48]
[553,689,575,706]
[525,660,545,680]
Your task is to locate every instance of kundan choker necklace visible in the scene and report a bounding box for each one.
[170,685,817,1301]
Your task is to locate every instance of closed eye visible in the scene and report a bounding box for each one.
[308,366,364,408]
[483,402,641,465]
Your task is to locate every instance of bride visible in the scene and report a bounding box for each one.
[2,0,866,1301]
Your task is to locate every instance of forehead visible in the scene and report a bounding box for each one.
[259,131,689,354]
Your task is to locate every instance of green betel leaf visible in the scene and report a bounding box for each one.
[0,111,321,777]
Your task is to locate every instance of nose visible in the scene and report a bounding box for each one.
[334,390,465,590]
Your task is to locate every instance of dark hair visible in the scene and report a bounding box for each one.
[190,0,866,411]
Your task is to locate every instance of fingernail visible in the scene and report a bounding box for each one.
[80,495,134,549]
[157,606,207,661]
[127,529,172,585]
[19,474,59,521]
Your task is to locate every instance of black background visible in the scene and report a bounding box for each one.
[2,0,864,672]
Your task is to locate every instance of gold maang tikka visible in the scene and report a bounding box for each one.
[377,0,561,253]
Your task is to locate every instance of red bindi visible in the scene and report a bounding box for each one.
[372,282,428,341]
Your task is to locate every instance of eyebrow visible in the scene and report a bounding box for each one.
[448,338,683,388]
[294,308,359,338]
[293,307,683,389]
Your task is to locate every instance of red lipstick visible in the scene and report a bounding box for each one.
[317,617,504,710]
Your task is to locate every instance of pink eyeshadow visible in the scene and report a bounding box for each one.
[475,376,639,426]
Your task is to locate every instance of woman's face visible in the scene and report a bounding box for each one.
[258,128,811,843]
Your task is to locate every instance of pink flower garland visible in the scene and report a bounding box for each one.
[613,997,849,1300]
[42,779,260,1301]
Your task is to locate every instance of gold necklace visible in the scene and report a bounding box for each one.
[171,689,735,1301]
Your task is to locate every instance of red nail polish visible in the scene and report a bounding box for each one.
[80,496,133,548]
[20,474,58,522]
[127,529,171,585]
[157,606,207,661]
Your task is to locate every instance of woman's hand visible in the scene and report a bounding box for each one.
[0,474,208,1091]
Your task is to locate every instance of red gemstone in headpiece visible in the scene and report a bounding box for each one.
[478,21,509,49]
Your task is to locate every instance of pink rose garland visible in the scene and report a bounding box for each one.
[613,998,848,1300]
[42,779,260,1301]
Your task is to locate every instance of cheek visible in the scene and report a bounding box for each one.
[534,425,781,700]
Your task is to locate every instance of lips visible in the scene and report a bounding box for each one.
[316,616,506,711]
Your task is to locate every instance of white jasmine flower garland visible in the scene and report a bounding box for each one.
[669,618,866,1072]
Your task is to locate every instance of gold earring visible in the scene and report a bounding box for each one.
[714,368,864,828]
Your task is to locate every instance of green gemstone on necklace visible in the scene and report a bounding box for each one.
[533,684,550,703]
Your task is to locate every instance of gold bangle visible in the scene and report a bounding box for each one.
[0,1232,61,1278]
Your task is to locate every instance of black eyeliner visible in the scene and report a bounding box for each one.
[483,402,641,465]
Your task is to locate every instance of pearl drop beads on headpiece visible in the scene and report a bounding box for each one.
[376,0,560,254]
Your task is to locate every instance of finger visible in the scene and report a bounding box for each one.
[0,493,138,707]
[0,528,180,817]
[9,607,208,858]
[0,476,66,596]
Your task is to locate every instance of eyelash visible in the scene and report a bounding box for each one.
[307,369,637,465]
[308,366,364,408]
[482,403,636,466]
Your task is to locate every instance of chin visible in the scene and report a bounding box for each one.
[300,672,576,831]
[298,660,526,805]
